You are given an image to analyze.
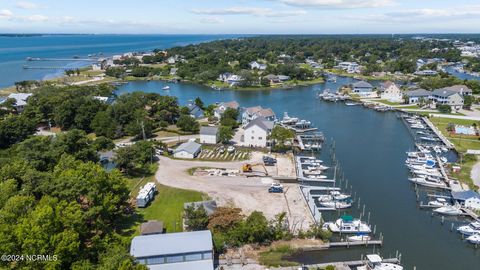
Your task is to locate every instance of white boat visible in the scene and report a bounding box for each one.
[408,177,447,189]
[411,124,426,129]
[357,254,403,270]
[434,205,463,216]
[420,136,439,142]
[280,112,299,125]
[307,175,327,180]
[411,169,442,178]
[307,165,329,171]
[466,234,480,244]
[323,216,371,234]
[319,200,352,209]
[162,86,170,90]
[427,198,449,208]
[345,102,359,106]
[347,234,371,242]
[457,222,480,236]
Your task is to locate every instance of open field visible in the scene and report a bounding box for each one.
[429,117,480,153]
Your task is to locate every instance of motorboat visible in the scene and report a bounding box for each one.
[411,169,442,178]
[434,205,463,216]
[408,176,447,189]
[319,200,352,209]
[162,86,170,90]
[307,175,327,180]
[322,216,371,234]
[466,234,480,245]
[427,198,450,208]
[420,136,439,142]
[457,222,480,236]
[307,165,329,171]
[357,254,403,270]
[345,102,359,106]
[347,234,371,242]
[280,112,299,125]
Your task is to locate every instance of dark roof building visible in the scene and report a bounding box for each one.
[140,220,164,235]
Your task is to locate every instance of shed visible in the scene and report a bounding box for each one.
[173,141,201,159]
[130,230,214,270]
[452,190,480,210]
[200,126,219,144]
[140,220,164,235]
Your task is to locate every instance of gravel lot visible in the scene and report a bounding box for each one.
[155,153,313,231]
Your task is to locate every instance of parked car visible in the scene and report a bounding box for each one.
[263,155,277,163]
[268,183,284,193]
[227,146,235,153]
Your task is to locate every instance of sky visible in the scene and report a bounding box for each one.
[0,0,479,34]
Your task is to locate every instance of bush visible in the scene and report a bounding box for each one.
[437,104,452,114]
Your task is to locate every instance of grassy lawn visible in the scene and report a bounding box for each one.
[450,158,478,190]
[138,184,206,233]
[377,99,402,106]
[258,245,299,267]
[430,117,480,152]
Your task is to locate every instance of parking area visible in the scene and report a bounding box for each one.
[197,145,251,161]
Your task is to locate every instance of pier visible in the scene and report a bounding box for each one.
[274,258,400,270]
[26,57,98,61]
[422,117,454,149]
[23,65,77,70]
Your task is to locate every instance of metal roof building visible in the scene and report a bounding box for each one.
[130,230,214,270]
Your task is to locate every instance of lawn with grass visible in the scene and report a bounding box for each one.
[377,99,402,106]
[138,184,206,233]
[430,117,480,153]
[258,245,299,267]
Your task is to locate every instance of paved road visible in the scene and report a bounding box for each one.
[471,161,480,188]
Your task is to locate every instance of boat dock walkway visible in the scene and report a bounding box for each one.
[274,258,399,270]
[422,117,455,149]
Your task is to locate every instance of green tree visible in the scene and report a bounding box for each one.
[437,104,452,114]
[184,204,209,231]
[218,126,234,144]
[176,115,199,133]
[269,126,294,146]
[91,111,118,138]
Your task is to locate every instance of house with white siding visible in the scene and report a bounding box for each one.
[200,126,219,144]
[243,117,274,147]
[380,81,403,102]
[214,101,239,119]
[241,106,276,126]
[173,141,202,159]
[352,81,374,97]
[431,89,464,111]
[405,89,431,104]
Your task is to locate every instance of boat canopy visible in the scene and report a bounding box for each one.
[341,215,353,222]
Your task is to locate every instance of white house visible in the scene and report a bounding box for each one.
[380,81,403,102]
[214,101,239,119]
[405,89,431,104]
[443,85,473,96]
[338,62,360,73]
[352,81,374,97]
[431,89,464,111]
[242,106,276,126]
[173,141,201,159]
[243,117,274,147]
[200,126,219,144]
[249,61,267,70]
[130,230,214,270]
[2,93,33,112]
[452,191,480,210]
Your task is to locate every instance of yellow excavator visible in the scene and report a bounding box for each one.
[242,163,268,176]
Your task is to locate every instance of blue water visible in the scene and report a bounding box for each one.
[445,66,480,81]
[0,34,237,88]
[117,78,480,270]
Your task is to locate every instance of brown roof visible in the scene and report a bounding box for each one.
[257,108,275,118]
[140,220,164,235]
[245,106,263,114]
[222,101,239,109]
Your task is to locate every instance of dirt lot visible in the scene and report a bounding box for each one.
[155,152,313,231]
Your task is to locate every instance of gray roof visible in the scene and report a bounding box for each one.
[406,89,431,97]
[174,141,201,154]
[432,89,460,98]
[444,85,472,94]
[140,220,164,235]
[200,126,218,136]
[353,81,373,88]
[451,190,480,201]
[130,230,213,258]
[245,116,274,131]
[184,200,218,215]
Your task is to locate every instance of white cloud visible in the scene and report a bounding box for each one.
[199,17,224,24]
[191,7,306,17]
[16,1,39,9]
[0,9,13,18]
[276,0,396,8]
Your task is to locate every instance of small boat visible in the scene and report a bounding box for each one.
[280,112,299,125]
[420,136,439,142]
[319,200,352,209]
[357,254,403,270]
[466,234,480,244]
[408,177,447,189]
[427,198,449,207]
[411,169,442,178]
[345,102,359,106]
[307,175,328,180]
[434,205,463,216]
[162,86,170,90]
[347,234,371,242]
[322,215,371,234]
[457,222,480,236]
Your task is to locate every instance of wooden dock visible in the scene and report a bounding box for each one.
[274,257,399,270]
[422,117,455,149]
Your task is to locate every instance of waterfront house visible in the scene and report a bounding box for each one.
[199,126,219,144]
[173,141,201,159]
[187,103,204,119]
[264,74,280,84]
[414,70,438,76]
[249,61,267,70]
[140,220,164,235]
[214,101,239,118]
[277,75,291,81]
[338,62,360,73]
[218,72,232,82]
[352,81,374,96]
[431,89,464,111]
[451,190,480,210]
[1,93,33,112]
[130,230,214,270]
[243,116,274,147]
[405,89,431,104]
[241,106,276,126]
[380,81,403,102]
[443,85,472,96]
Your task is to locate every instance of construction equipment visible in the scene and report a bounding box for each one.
[242,163,269,176]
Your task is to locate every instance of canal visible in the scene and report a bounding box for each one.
[117,78,480,269]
